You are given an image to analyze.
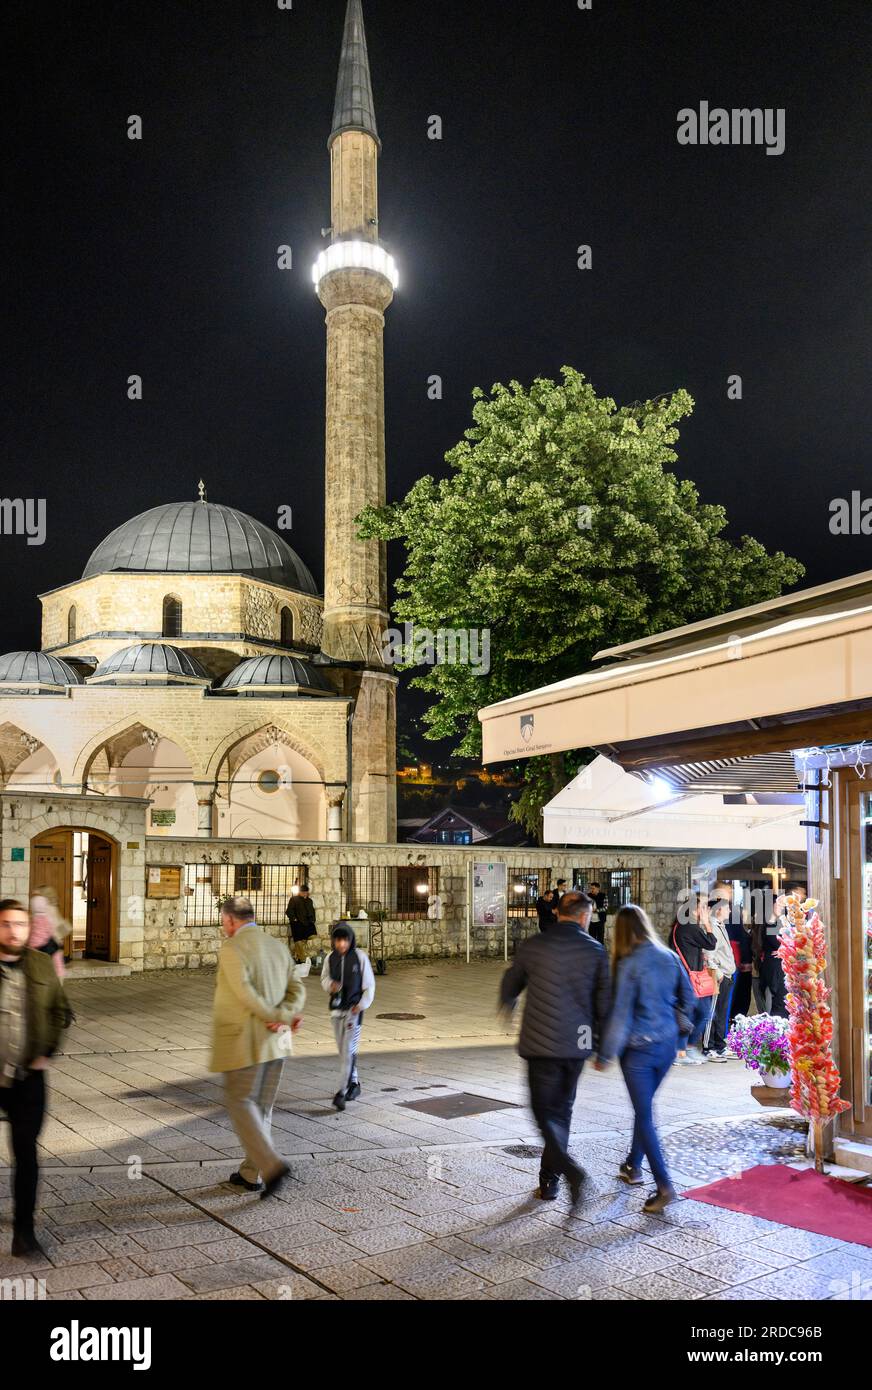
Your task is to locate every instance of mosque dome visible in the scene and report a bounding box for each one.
[89,643,211,685]
[82,500,318,595]
[0,651,82,693]
[218,654,333,696]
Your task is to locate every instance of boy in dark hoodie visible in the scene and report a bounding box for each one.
[321,924,376,1110]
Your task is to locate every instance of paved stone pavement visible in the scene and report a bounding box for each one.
[2,961,871,1301]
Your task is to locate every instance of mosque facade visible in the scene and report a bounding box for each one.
[0,0,396,856]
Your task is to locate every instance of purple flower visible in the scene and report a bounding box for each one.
[727,1013,791,1076]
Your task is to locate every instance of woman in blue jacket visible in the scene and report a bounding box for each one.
[596,904,696,1213]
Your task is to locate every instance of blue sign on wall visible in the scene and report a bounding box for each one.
[11,848,24,861]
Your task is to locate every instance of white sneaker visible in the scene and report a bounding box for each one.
[677,1049,705,1066]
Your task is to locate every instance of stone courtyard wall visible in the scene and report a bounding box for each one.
[142,838,691,970]
[0,792,692,971]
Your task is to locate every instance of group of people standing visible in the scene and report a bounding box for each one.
[672,889,790,1065]
[536,878,608,943]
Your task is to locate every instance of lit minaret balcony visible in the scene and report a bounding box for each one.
[312,239,399,293]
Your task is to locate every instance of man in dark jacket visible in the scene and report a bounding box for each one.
[500,891,611,1204]
[0,898,71,1255]
[285,884,317,963]
[535,889,558,931]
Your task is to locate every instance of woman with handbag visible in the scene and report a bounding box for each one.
[671,897,717,1065]
[595,905,696,1214]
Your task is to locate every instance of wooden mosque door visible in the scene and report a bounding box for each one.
[30,831,73,957]
[86,834,113,960]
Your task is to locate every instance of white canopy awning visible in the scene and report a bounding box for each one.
[543,755,805,851]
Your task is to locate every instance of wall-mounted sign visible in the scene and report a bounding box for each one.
[145,865,182,899]
[126,842,140,850]
[150,810,176,827]
[10,847,24,861]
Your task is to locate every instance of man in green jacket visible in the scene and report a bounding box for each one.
[0,898,71,1255]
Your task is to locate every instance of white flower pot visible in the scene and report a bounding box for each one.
[758,1068,792,1088]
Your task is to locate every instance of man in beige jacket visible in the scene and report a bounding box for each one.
[211,896,305,1198]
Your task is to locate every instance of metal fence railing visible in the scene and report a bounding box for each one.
[184,863,306,927]
[506,868,549,917]
[340,865,439,920]
[572,867,642,912]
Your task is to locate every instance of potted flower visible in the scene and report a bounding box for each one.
[727,1013,792,1087]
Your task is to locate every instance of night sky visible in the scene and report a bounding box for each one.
[6,0,872,672]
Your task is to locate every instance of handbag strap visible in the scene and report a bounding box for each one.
[672,923,695,977]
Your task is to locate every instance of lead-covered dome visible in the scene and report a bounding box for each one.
[218,654,333,695]
[0,651,82,693]
[83,501,318,594]
[89,643,211,685]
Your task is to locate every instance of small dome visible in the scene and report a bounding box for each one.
[83,500,318,595]
[90,643,211,684]
[0,651,82,693]
[218,654,333,695]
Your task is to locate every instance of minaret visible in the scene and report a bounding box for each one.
[315,0,397,666]
[314,0,397,842]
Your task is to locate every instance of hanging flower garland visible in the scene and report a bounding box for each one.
[775,893,850,1122]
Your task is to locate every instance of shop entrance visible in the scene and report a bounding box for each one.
[29,828,117,961]
[837,773,872,1141]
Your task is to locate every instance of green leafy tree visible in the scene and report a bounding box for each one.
[359,369,803,838]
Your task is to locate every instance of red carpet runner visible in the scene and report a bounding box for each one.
[683,1164,872,1246]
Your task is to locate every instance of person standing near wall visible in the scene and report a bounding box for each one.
[702,892,737,1060]
[535,888,558,931]
[671,896,717,1065]
[726,905,753,1030]
[286,884,317,965]
[588,881,608,946]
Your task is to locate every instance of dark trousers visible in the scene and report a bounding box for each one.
[527,1057,584,1185]
[704,975,734,1053]
[589,918,606,946]
[760,958,788,1017]
[679,993,712,1050]
[728,970,752,1028]
[0,1070,46,1234]
[621,1035,676,1190]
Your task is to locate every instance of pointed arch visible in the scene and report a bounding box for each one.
[205,718,327,787]
[0,721,60,791]
[73,716,203,788]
